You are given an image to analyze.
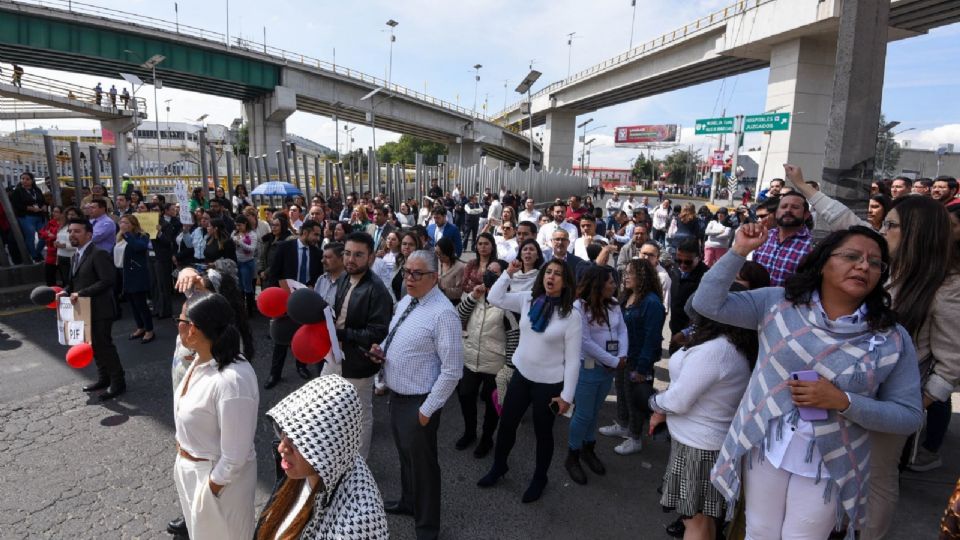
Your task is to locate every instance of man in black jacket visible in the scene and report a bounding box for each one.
[64,218,125,399]
[319,231,391,459]
[264,220,324,388]
[152,203,180,319]
[668,238,708,353]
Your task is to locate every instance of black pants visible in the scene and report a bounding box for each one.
[44,263,58,286]
[491,370,563,480]
[127,291,154,332]
[390,393,442,540]
[153,256,174,318]
[457,367,498,440]
[91,317,123,385]
[462,223,479,251]
[269,343,309,379]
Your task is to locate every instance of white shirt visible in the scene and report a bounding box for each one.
[652,206,671,230]
[605,198,622,216]
[537,221,579,249]
[113,238,126,269]
[56,226,76,258]
[496,237,519,262]
[174,358,259,485]
[577,300,628,369]
[487,272,583,403]
[622,199,635,214]
[487,200,503,221]
[518,209,541,223]
[314,271,343,306]
[651,337,750,451]
[573,234,606,260]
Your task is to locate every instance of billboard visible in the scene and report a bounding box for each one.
[614,124,678,146]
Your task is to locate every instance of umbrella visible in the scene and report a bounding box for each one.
[251,181,302,197]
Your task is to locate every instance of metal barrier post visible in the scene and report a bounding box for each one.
[88,145,100,199]
[42,136,62,206]
[225,150,234,197]
[69,141,83,191]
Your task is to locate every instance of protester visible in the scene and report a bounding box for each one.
[693,224,924,539]
[426,206,463,256]
[456,260,518,458]
[153,203,180,319]
[435,236,465,303]
[257,214,292,288]
[668,239,708,353]
[189,187,208,211]
[462,232,498,293]
[565,265,628,485]
[173,293,259,540]
[374,249,463,540]
[667,203,702,254]
[750,192,813,286]
[10,171,47,261]
[232,184,252,212]
[38,205,62,285]
[538,203,579,249]
[890,176,912,199]
[867,194,892,232]
[204,218,237,263]
[479,258,581,503]
[392,231,422,301]
[703,208,733,265]
[254,375,389,540]
[54,207,80,286]
[231,216,259,315]
[117,215,155,344]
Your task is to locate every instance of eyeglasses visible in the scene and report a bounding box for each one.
[675,258,695,266]
[175,318,193,326]
[401,268,436,281]
[830,250,888,272]
[880,220,901,230]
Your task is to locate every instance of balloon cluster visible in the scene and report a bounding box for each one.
[33,286,91,368]
[258,287,331,364]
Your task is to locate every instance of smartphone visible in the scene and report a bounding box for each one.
[363,348,386,363]
[548,400,561,416]
[791,370,829,421]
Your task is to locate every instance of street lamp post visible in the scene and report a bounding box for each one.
[879,125,914,178]
[472,64,483,117]
[145,55,166,176]
[629,0,637,50]
[386,19,398,87]
[515,69,542,170]
[577,118,594,176]
[567,32,577,79]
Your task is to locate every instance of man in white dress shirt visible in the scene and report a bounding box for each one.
[572,213,607,260]
[496,221,520,262]
[371,250,462,540]
[537,203,579,250]
[518,198,541,223]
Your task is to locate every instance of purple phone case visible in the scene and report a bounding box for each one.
[792,370,829,421]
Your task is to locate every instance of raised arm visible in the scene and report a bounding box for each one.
[783,163,869,231]
[487,260,526,313]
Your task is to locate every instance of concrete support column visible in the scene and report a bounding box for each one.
[760,37,837,188]
[242,86,295,177]
[100,117,138,176]
[542,111,577,171]
[451,141,485,170]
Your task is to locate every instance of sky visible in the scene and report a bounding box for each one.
[2,0,958,170]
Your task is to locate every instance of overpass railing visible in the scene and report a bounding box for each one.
[494,0,770,121]
[0,61,147,112]
[10,0,489,121]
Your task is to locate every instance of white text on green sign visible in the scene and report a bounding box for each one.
[744,113,790,132]
[694,117,734,135]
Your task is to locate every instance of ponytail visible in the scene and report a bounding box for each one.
[185,293,248,371]
[211,323,243,371]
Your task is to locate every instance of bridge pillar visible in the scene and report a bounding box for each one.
[243,86,296,176]
[100,117,138,176]
[452,141,485,169]
[759,37,837,189]
[542,111,577,170]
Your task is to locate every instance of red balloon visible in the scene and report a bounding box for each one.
[47,286,63,309]
[291,323,331,364]
[256,287,290,318]
[66,343,93,369]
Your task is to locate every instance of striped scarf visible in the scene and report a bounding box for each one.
[711,298,910,539]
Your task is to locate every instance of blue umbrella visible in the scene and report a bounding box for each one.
[251,181,303,197]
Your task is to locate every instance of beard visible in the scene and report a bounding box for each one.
[776,214,803,228]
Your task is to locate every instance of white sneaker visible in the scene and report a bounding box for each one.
[614,437,643,455]
[599,422,630,439]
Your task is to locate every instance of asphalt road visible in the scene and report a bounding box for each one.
[0,292,956,539]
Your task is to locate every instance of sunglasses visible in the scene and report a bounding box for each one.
[675,258,695,266]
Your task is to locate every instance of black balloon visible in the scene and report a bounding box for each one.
[286,288,328,325]
[30,286,56,306]
[269,316,300,346]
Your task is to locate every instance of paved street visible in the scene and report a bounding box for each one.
[0,300,956,539]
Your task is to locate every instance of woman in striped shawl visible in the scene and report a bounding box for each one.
[693,224,923,539]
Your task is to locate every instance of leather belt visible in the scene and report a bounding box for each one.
[176,443,209,462]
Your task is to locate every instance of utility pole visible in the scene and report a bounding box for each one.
[567,32,576,79]
[629,0,637,50]
[728,115,743,203]
[386,20,398,86]
[472,64,483,117]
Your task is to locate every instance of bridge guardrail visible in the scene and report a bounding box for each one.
[0,61,147,112]
[10,0,490,122]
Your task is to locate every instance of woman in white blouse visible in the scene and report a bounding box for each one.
[478,257,582,503]
[565,265,628,485]
[174,293,259,540]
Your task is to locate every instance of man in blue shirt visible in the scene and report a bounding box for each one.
[425,206,462,257]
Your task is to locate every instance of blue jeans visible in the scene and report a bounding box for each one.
[568,364,614,450]
[237,259,256,294]
[17,215,43,260]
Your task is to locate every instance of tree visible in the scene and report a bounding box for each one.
[631,153,655,181]
[663,148,702,185]
[234,123,250,156]
[376,135,447,165]
[875,114,902,179]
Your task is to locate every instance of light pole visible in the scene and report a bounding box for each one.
[585,138,595,181]
[566,32,576,79]
[879,125,914,178]
[577,118,593,175]
[515,69,542,170]
[472,64,483,117]
[144,55,166,175]
[629,0,637,50]
[164,99,172,147]
[385,19,398,87]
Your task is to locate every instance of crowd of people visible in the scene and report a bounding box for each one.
[11,164,960,539]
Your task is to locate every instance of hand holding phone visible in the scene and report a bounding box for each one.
[789,370,829,421]
[365,344,386,364]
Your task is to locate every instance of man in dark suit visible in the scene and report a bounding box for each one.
[425,206,462,257]
[65,218,125,400]
[668,238,708,354]
[265,219,324,388]
[370,205,396,254]
[548,228,587,281]
[152,203,180,319]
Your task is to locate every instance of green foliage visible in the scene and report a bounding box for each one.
[376,135,447,166]
[235,124,249,156]
[875,114,902,179]
[662,148,701,185]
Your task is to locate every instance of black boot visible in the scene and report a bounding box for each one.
[246,293,256,317]
[565,449,587,485]
[581,441,606,475]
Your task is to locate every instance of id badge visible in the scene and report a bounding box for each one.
[606,340,619,354]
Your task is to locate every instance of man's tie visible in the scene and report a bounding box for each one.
[381,298,419,354]
[298,246,308,284]
[71,252,80,277]
[374,226,382,246]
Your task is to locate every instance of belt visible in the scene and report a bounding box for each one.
[391,392,428,400]
[176,443,209,462]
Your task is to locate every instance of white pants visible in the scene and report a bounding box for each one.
[744,457,838,540]
[173,455,257,540]
[321,361,375,460]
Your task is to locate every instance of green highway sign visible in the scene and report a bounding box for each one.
[694,117,735,135]
[744,112,790,132]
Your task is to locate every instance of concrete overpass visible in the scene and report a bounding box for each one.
[493,0,960,180]
[0,0,540,170]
